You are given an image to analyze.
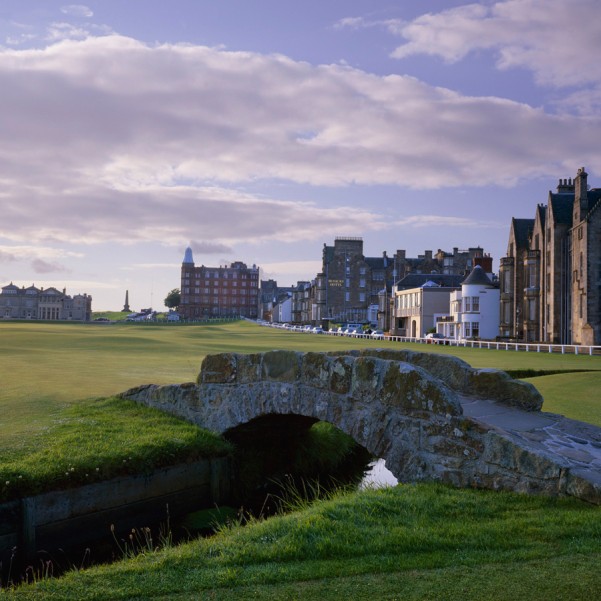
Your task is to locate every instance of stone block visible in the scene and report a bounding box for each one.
[330,356,353,395]
[198,353,238,384]
[350,356,381,401]
[261,350,300,382]
[301,352,332,388]
[469,369,543,411]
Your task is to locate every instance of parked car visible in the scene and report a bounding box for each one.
[425,332,446,344]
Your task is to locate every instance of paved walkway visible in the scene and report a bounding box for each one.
[460,395,601,492]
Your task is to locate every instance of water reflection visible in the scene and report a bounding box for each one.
[360,458,398,489]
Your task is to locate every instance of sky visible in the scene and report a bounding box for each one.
[1,0,600,310]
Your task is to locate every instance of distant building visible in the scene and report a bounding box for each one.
[260,279,293,322]
[179,247,260,319]
[389,275,463,338]
[499,168,601,344]
[312,237,489,327]
[0,284,92,321]
[437,266,500,340]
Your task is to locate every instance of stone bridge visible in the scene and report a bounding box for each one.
[120,349,601,504]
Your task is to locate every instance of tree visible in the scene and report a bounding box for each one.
[164,288,181,310]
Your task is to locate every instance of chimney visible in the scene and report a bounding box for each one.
[557,177,574,193]
[574,167,589,222]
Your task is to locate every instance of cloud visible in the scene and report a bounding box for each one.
[0,245,83,262]
[60,5,94,18]
[45,22,92,42]
[0,34,599,250]
[31,258,70,274]
[260,260,322,283]
[189,240,234,255]
[390,1,601,97]
[395,215,502,229]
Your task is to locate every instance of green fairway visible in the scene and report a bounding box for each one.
[1,320,600,449]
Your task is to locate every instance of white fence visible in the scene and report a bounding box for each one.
[263,322,601,356]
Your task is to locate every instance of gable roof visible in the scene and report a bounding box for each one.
[511,218,534,249]
[548,192,573,225]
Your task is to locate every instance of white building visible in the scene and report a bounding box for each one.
[437,266,500,340]
[272,294,292,323]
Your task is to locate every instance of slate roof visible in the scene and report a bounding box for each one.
[394,273,463,290]
[549,192,573,225]
[462,265,494,287]
[511,218,534,249]
[365,257,388,270]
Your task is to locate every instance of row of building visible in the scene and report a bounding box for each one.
[177,167,600,346]
[8,167,590,339]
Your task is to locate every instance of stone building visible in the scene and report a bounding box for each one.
[499,168,601,345]
[179,247,260,320]
[0,284,92,321]
[311,237,488,328]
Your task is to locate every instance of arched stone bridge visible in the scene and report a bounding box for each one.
[120,349,601,504]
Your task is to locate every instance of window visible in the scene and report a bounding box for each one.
[359,292,366,302]
[472,322,479,338]
[529,299,536,321]
[472,297,479,312]
[345,279,350,288]
[464,297,472,312]
[345,292,350,302]
[359,279,366,288]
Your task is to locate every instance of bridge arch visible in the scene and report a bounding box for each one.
[121,349,601,504]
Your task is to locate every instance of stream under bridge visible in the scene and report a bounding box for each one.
[120,349,601,504]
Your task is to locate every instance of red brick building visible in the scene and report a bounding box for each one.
[179,247,260,319]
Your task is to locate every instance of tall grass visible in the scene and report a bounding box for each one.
[12,482,601,600]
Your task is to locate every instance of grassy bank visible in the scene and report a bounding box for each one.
[0,397,232,502]
[13,482,601,600]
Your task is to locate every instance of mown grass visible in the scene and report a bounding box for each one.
[1,320,599,448]
[13,482,601,600]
